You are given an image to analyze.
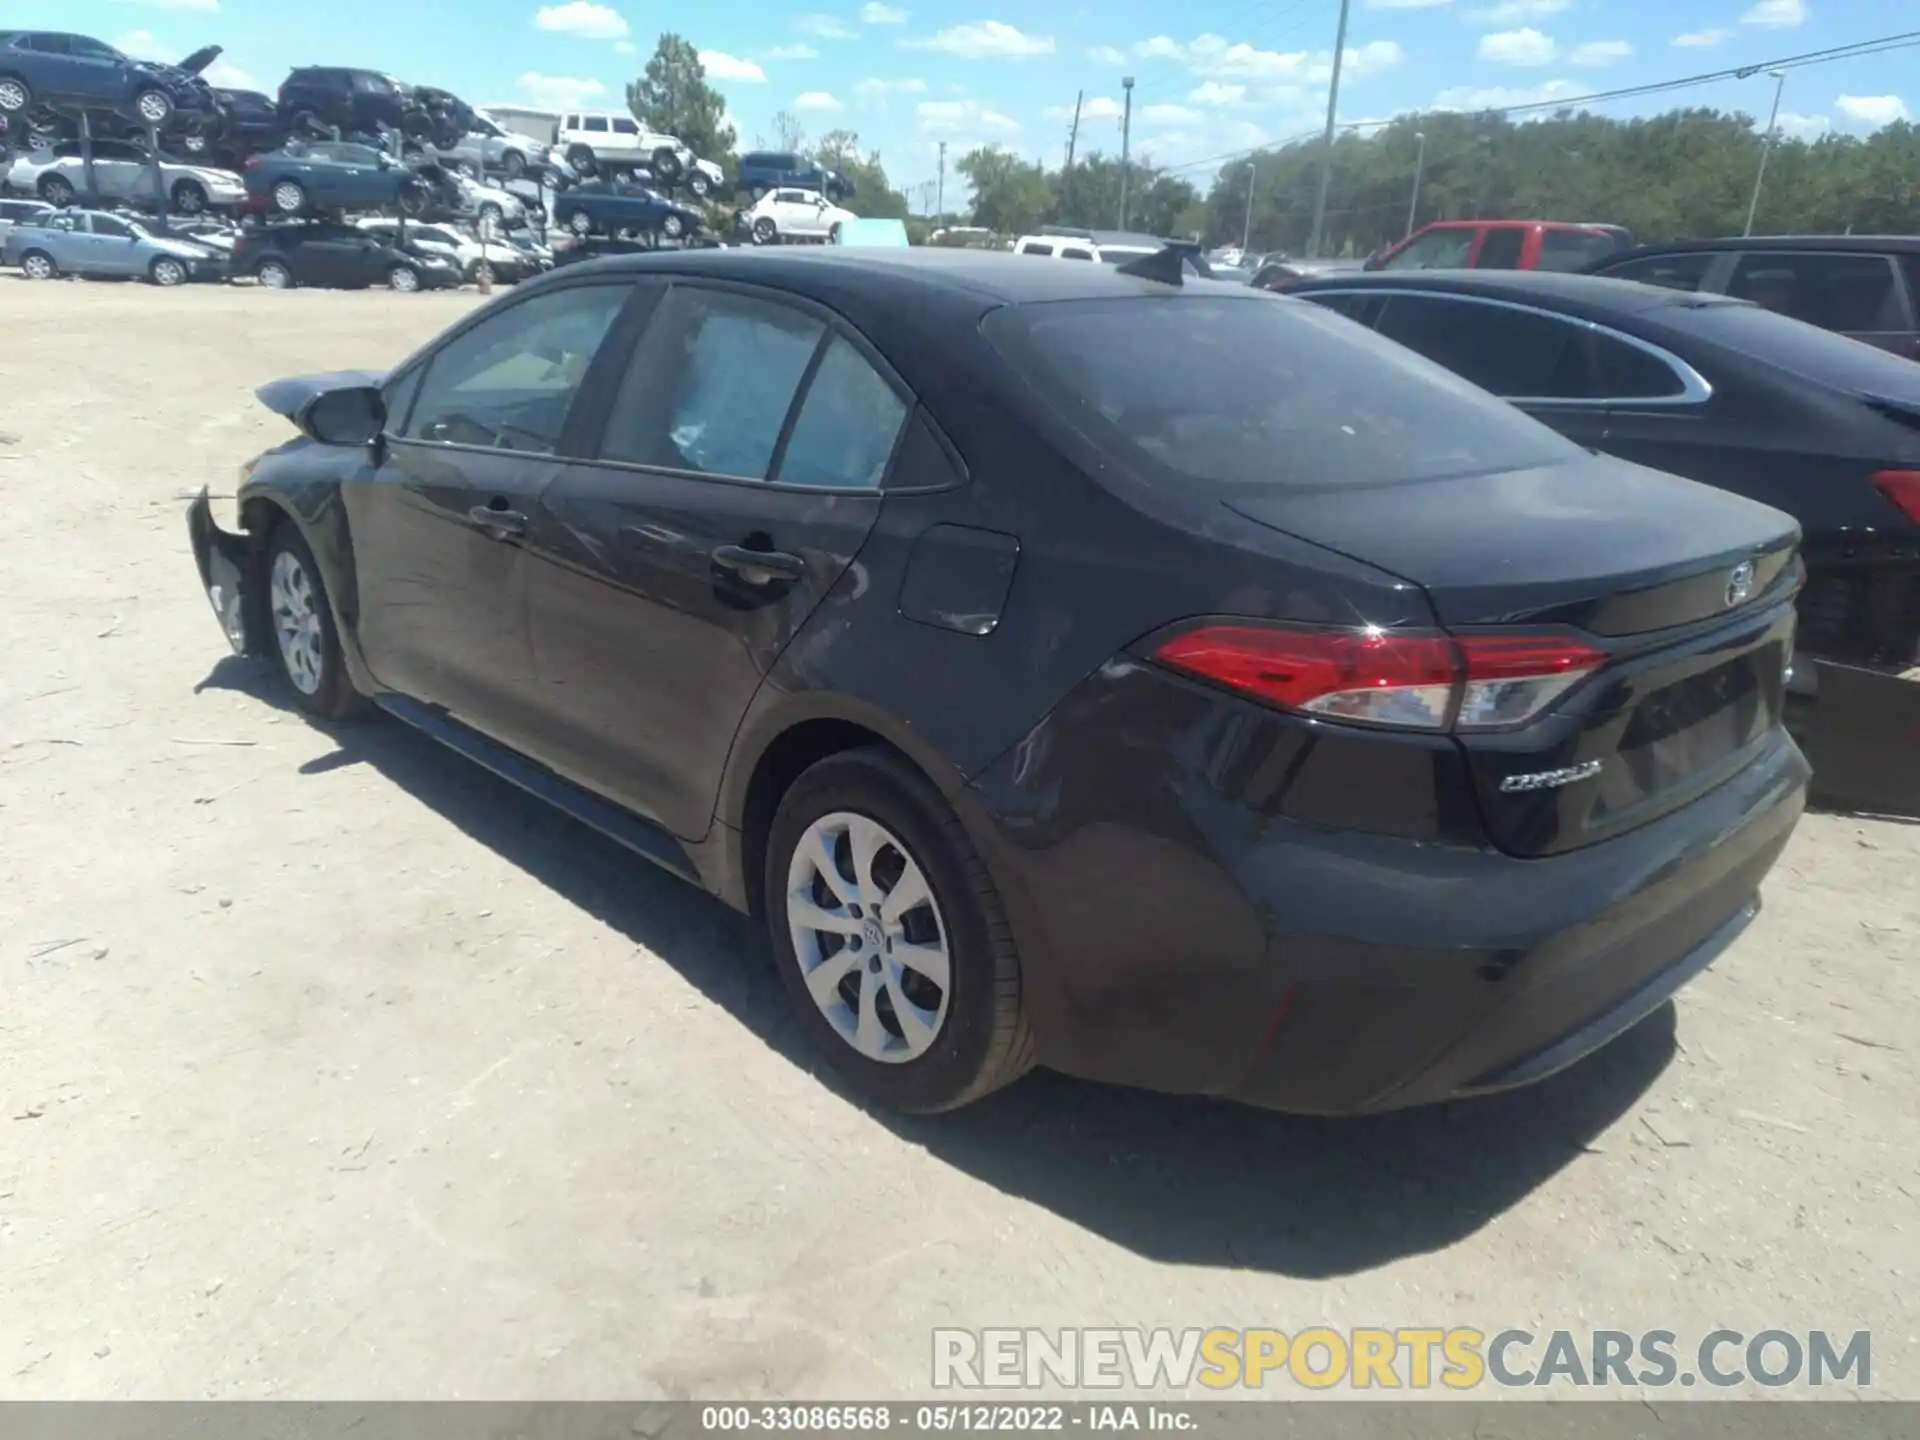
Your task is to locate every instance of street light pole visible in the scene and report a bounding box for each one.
[1118,76,1135,230]
[1405,130,1426,240]
[1241,162,1256,253]
[1743,69,1787,238]
[1305,0,1352,258]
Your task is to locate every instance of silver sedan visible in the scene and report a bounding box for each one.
[2,209,223,284]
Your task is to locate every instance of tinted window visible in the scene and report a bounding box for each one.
[599,286,824,479]
[1298,291,1383,327]
[1539,230,1623,273]
[1727,251,1903,333]
[1061,247,1093,261]
[25,35,70,55]
[1590,333,1686,400]
[1658,301,1920,398]
[1382,227,1474,271]
[1376,294,1592,398]
[583,116,609,134]
[984,296,1573,490]
[90,214,135,238]
[612,118,638,135]
[777,338,908,489]
[382,365,425,434]
[70,37,119,60]
[1017,240,1053,256]
[1903,255,1920,326]
[1597,251,1716,292]
[1476,228,1524,270]
[404,283,630,453]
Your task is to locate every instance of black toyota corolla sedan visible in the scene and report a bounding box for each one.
[186,247,1809,1116]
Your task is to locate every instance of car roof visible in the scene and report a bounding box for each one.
[1416,219,1603,231]
[1283,267,1748,318]
[1601,234,1920,258]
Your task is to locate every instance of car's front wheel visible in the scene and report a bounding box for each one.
[38,173,75,207]
[264,525,366,720]
[501,149,527,180]
[387,264,420,292]
[765,748,1033,1113]
[255,258,293,289]
[477,201,504,228]
[18,249,56,281]
[270,178,306,215]
[565,144,596,177]
[568,210,593,236]
[687,169,712,200]
[0,75,33,115]
[660,212,685,240]
[149,256,188,287]
[133,88,175,127]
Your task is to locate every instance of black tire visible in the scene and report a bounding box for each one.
[17,249,57,281]
[38,173,75,207]
[149,255,188,287]
[387,264,421,292]
[568,209,593,236]
[395,180,428,217]
[170,179,208,215]
[660,212,685,240]
[270,177,307,215]
[565,144,596,177]
[764,747,1033,1113]
[133,87,175,128]
[255,258,293,289]
[0,74,32,116]
[687,169,712,200]
[261,522,368,721]
[650,147,684,182]
[752,216,776,245]
[477,201,504,228]
[501,149,527,180]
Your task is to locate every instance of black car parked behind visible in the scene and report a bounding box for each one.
[186,249,1807,1119]
[232,220,458,291]
[1283,270,1920,684]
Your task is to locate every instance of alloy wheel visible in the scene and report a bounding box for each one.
[0,79,28,113]
[785,810,951,1064]
[136,91,172,125]
[172,183,206,215]
[569,211,591,235]
[269,550,325,696]
[41,176,74,206]
[389,265,420,292]
[272,180,304,214]
[152,258,186,287]
[257,260,291,289]
[662,215,684,239]
[20,253,53,280]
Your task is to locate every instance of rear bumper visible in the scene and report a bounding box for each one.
[964,662,1809,1116]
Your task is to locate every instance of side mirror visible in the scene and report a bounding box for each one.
[298,386,386,446]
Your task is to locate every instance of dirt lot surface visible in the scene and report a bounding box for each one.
[1,277,1916,1402]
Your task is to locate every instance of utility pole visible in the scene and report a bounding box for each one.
[1241,163,1256,253]
[1405,130,1427,240]
[937,140,946,219]
[1306,0,1352,258]
[1743,68,1787,238]
[1065,90,1083,172]
[1117,76,1135,230]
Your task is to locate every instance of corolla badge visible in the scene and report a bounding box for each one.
[1725,561,1756,609]
[1500,758,1605,794]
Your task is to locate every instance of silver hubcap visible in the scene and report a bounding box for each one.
[22,255,51,279]
[273,182,302,211]
[138,92,169,123]
[260,263,289,287]
[391,267,417,291]
[786,812,950,1064]
[270,550,324,695]
[155,260,183,284]
[0,81,26,110]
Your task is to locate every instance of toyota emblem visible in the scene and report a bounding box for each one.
[1725,561,1756,609]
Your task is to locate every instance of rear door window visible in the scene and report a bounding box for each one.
[584,116,609,134]
[983,295,1573,490]
[1297,290,1385,328]
[1589,333,1688,401]
[1474,228,1525,270]
[1594,251,1716,292]
[1375,294,1594,399]
[776,337,908,489]
[612,118,638,136]
[1538,230,1624,273]
[1726,251,1905,333]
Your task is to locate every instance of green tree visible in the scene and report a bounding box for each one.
[625,33,736,166]
[814,129,910,220]
[955,146,1052,235]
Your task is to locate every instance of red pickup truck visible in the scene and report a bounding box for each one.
[1364,219,1630,273]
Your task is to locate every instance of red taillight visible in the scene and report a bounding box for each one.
[1153,623,1603,732]
[1871,469,1920,524]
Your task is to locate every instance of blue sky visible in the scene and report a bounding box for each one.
[19,0,1917,200]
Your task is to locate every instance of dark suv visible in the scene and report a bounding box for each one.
[277,67,414,140]
[1586,236,1920,361]
[0,31,221,134]
[736,149,852,201]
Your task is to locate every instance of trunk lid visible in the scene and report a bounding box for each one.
[1229,453,1802,856]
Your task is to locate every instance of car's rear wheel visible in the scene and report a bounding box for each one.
[38,173,75,207]
[752,216,777,245]
[565,144,596,176]
[765,748,1033,1113]
[18,250,56,281]
[686,169,712,200]
[255,258,293,289]
[568,210,593,236]
[387,264,420,292]
[149,256,188,287]
[649,147,683,182]
[477,200,504,228]
[170,179,208,215]
[501,149,527,180]
[396,180,428,217]
[0,75,32,115]
[270,178,306,215]
[660,213,685,240]
[264,525,366,720]
[134,88,175,127]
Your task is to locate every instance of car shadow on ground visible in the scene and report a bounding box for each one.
[198,655,1678,1279]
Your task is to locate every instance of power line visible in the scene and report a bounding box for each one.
[1155,26,1920,178]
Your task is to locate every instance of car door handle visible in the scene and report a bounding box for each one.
[711,544,805,584]
[468,503,526,537]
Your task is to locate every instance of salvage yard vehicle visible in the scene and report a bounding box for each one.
[0,195,52,239]
[276,67,412,140]
[1585,235,1920,360]
[357,217,525,282]
[5,136,244,214]
[1366,218,1630,274]
[745,188,858,246]
[243,140,427,217]
[1284,270,1920,687]
[233,220,459,290]
[0,31,223,136]
[431,106,549,181]
[555,111,694,183]
[553,179,702,241]
[4,206,221,283]
[735,149,852,201]
[186,247,1808,1117]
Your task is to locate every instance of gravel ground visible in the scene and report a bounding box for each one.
[0,277,1915,1402]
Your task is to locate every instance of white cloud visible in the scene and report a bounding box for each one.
[515,71,607,108]
[701,50,767,82]
[1672,28,1732,47]
[1741,0,1805,28]
[1569,40,1632,67]
[1463,0,1567,19]
[1133,36,1185,61]
[766,44,820,60]
[795,90,845,112]
[1087,45,1126,65]
[1478,28,1556,66]
[1043,95,1123,120]
[203,60,258,89]
[110,0,218,11]
[860,2,908,22]
[903,22,1054,59]
[1142,103,1200,124]
[1342,40,1405,78]
[1774,111,1829,141]
[534,2,629,40]
[1124,35,1400,85]
[857,76,928,94]
[1835,93,1910,128]
[614,39,635,54]
[113,29,166,59]
[1433,77,1581,111]
[795,13,858,39]
[916,98,1018,133]
[1189,80,1247,106]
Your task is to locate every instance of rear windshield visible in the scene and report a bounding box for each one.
[1656,300,1920,397]
[983,295,1575,489]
